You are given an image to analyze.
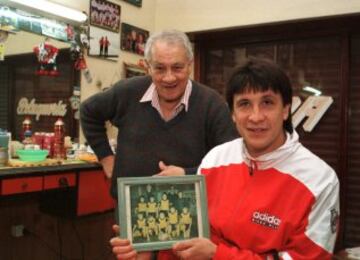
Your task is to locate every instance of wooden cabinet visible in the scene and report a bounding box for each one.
[1,176,43,195]
[0,166,115,216]
[77,170,115,216]
[43,172,76,190]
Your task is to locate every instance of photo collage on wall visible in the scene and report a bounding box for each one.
[88,0,147,65]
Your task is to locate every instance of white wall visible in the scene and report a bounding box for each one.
[154,0,360,32]
[51,0,156,98]
[51,0,157,141]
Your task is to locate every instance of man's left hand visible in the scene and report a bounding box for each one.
[156,161,185,176]
[172,238,217,260]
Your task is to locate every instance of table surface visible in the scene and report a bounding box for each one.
[0,160,101,178]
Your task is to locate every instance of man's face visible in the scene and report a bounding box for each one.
[232,89,290,157]
[148,40,192,105]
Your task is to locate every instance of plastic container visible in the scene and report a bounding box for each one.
[0,147,8,166]
[16,149,48,162]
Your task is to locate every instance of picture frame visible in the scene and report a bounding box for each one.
[120,23,149,56]
[90,0,121,33]
[88,26,120,59]
[123,62,147,78]
[117,175,209,252]
[122,0,142,7]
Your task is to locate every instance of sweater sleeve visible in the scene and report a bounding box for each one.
[80,81,127,160]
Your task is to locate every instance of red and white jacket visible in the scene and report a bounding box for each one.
[195,131,339,260]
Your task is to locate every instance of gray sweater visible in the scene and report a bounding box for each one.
[80,76,238,197]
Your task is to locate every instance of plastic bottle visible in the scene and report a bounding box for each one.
[22,117,32,140]
[53,118,65,159]
[22,130,34,150]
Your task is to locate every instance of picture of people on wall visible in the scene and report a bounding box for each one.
[121,23,149,56]
[89,26,119,59]
[90,0,121,32]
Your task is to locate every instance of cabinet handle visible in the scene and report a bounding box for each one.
[58,177,69,187]
[21,182,28,191]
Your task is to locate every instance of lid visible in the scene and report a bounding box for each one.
[24,130,32,137]
[54,118,64,126]
[23,117,32,125]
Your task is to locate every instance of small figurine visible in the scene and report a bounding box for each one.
[33,41,59,76]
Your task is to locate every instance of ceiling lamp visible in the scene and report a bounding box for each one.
[2,0,87,25]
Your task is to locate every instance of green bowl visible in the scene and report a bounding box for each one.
[16,149,49,162]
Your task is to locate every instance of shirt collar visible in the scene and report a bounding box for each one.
[140,80,192,111]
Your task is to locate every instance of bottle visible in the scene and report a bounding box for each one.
[22,117,32,140]
[53,118,65,159]
[22,130,34,150]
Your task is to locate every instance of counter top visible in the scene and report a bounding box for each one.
[0,160,101,178]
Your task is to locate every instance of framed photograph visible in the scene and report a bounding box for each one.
[124,62,147,78]
[90,0,121,32]
[89,26,120,59]
[122,0,142,7]
[117,175,209,252]
[120,23,149,56]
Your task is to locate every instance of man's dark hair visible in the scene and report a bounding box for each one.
[226,57,293,133]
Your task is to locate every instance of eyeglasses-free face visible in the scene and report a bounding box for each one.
[232,89,290,158]
[148,41,192,105]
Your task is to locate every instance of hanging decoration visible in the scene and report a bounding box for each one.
[33,40,59,76]
[69,86,81,120]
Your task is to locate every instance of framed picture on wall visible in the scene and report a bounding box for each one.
[122,0,142,7]
[89,26,120,59]
[90,0,121,32]
[120,23,149,56]
[117,175,210,251]
[124,62,147,78]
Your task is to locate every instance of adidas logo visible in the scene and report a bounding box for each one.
[252,211,281,229]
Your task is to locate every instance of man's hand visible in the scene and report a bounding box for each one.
[100,155,115,179]
[156,161,185,176]
[110,225,152,260]
[172,238,217,260]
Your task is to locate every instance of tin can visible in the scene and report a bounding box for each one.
[43,133,54,158]
[33,132,45,149]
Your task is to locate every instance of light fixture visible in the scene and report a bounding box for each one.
[302,86,322,96]
[1,0,87,24]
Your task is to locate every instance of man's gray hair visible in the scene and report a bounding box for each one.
[144,30,194,62]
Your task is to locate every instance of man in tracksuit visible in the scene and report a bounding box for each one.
[111,58,339,260]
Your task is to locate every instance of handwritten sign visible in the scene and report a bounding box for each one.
[17,98,67,121]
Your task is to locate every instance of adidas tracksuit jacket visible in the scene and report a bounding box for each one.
[159,131,339,260]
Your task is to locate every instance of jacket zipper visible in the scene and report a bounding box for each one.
[249,159,257,176]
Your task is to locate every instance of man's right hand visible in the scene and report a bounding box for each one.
[110,225,152,260]
[100,155,115,179]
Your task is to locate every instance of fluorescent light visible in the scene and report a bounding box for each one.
[303,86,322,96]
[7,0,87,24]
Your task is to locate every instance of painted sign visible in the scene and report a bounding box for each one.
[292,96,333,132]
[16,98,67,120]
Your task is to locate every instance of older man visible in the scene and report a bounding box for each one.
[80,30,238,199]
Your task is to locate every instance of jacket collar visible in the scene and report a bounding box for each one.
[242,130,300,170]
